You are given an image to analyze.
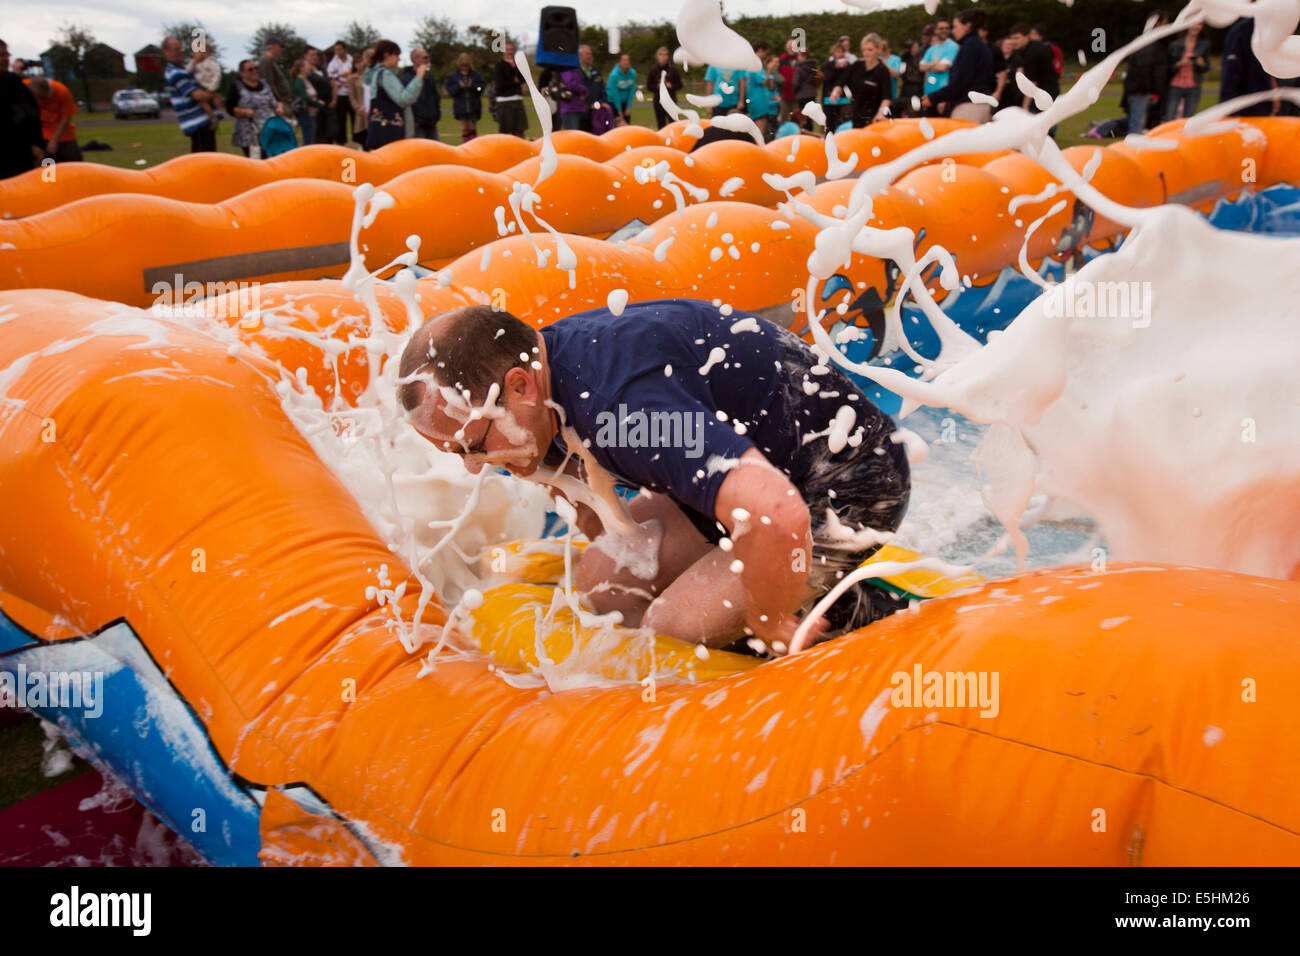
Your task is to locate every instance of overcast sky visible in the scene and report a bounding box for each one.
[5,0,911,67]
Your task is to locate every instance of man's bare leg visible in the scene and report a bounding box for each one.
[573,493,714,626]
[642,548,748,647]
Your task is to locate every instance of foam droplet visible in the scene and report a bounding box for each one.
[607,289,629,316]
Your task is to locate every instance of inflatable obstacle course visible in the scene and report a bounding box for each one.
[2,115,1299,865]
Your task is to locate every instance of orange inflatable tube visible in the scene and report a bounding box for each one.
[0,120,985,307]
[1,287,1298,864]
[0,125,672,219]
[156,119,1295,413]
[1,119,991,220]
[2,119,1291,317]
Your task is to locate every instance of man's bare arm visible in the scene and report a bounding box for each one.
[712,447,811,647]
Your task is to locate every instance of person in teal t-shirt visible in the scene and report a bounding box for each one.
[704,63,742,115]
[745,41,773,135]
[606,53,636,125]
[883,41,903,101]
[921,20,960,94]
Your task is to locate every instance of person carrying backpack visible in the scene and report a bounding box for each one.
[365,39,426,150]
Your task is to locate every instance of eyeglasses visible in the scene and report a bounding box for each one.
[464,418,494,457]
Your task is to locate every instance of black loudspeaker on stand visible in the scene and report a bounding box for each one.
[537,6,580,67]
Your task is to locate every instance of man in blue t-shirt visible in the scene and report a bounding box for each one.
[704,63,743,116]
[161,36,218,152]
[920,19,960,96]
[398,300,911,653]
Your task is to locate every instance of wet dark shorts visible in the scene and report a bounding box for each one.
[800,435,912,634]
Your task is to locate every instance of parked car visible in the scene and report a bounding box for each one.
[113,88,160,119]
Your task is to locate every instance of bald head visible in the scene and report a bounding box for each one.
[397,306,540,413]
[162,36,185,64]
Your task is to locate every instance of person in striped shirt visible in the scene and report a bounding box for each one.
[162,36,218,152]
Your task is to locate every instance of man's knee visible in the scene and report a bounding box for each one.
[575,544,658,622]
[573,545,615,594]
[640,595,675,634]
[642,591,745,647]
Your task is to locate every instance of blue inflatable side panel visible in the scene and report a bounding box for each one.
[0,612,263,866]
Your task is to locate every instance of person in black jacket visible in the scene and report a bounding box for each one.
[444,53,486,142]
[897,40,925,114]
[1165,22,1211,121]
[1010,21,1058,112]
[792,50,822,131]
[994,36,1023,112]
[821,41,852,130]
[846,33,893,127]
[647,46,683,129]
[1220,18,1278,117]
[924,9,995,122]
[403,48,441,139]
[306,48,336,144]
[1121,13,1169,134]
[0,39,43,179]
[493,41,527,138]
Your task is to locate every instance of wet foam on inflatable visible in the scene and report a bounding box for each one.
[2,117,1300,865]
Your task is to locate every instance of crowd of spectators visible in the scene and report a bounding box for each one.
[2,13,1294,175]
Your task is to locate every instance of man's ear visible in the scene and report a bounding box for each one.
[504,365,537,404]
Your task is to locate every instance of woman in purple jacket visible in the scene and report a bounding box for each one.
[557,65,588,130]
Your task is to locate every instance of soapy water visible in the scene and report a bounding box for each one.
[162,0,1298,678]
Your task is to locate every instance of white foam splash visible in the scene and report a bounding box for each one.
[788,3,1300,586]
[674,0,761,71]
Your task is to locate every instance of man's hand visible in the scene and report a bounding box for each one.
[546,456,603,541]
[46,138,58,155]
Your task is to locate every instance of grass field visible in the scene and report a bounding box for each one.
[0,713,90,811]
[73,74,1219,170]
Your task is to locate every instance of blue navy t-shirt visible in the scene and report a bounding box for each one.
[539,299,897,536]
